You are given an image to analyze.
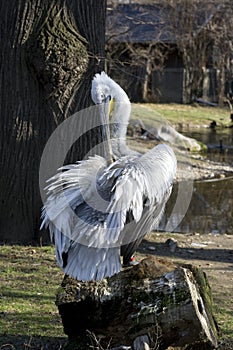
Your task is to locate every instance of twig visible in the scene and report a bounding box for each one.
[86,330,108,350]
[0,345,16,350]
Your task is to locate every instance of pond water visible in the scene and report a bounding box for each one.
[161,127,233,234]
[161,177,233,234]
[178,126,233,163]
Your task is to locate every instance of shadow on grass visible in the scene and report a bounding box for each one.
[0,289,56,301]
[0,334,67,350]
[139,239,233,267]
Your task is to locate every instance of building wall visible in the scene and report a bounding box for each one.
[109,66,219,104]
[152,68,184,103]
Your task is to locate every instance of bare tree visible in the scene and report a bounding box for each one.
[106,1,170,102]
[207,1,233,106]
[106,0,233,104]
[126,43,169,102]
[0,0,106,243]
[165,0,218,103]
[106,1,218,103]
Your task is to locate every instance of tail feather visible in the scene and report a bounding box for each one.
[62,243,121,281]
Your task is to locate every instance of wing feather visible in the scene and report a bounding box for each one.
[41,144,176,281]
[100,143,176,246]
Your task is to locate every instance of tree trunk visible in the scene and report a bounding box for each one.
[218,66,226,107]
[56,256,219,350]
[142,56,152,102]
[0,0,106,243]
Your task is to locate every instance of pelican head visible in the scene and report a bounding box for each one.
[91,73,116,163]
[91,72,112,105]
[91,72,131,118]
[91,72,134,159]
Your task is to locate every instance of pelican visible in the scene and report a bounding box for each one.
[41,72,177,281]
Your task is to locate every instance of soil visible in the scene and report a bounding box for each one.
[136,231,233,349]
[182,155,233,181]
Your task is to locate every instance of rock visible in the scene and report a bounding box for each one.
[56,256,219,350]
[148,246,156,251]
[133,335,150,350]
[165,238,178,253]
[129,120,202,152]
[191,242,208,248]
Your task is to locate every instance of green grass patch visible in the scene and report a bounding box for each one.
[131,103,231,128]
[0,244,232,349]
[216,306,233,338]
[0,245,66,348]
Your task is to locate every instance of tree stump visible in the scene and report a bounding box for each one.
[56,256,219,350]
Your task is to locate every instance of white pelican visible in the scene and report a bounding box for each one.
[41,72,177,281]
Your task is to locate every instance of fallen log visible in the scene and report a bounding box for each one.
[56,256,219,350]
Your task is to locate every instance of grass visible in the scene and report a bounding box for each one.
[131,103,231,129]
[217,307,233,337]
[212,288,233,341]
[0,245,66,349]
[0,244,232,349]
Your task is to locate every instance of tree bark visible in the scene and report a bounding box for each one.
[56,256,219,350]
[0,0,106,243]
[142,52,152,102]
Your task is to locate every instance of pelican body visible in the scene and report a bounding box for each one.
[41,72,177,281]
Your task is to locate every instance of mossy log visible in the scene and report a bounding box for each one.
[56,256,219,350]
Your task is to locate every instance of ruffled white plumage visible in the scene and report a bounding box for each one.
[41,143,176,281]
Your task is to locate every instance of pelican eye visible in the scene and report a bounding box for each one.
[101,95,112,104]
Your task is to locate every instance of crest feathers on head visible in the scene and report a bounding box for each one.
[92,71,113,85]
